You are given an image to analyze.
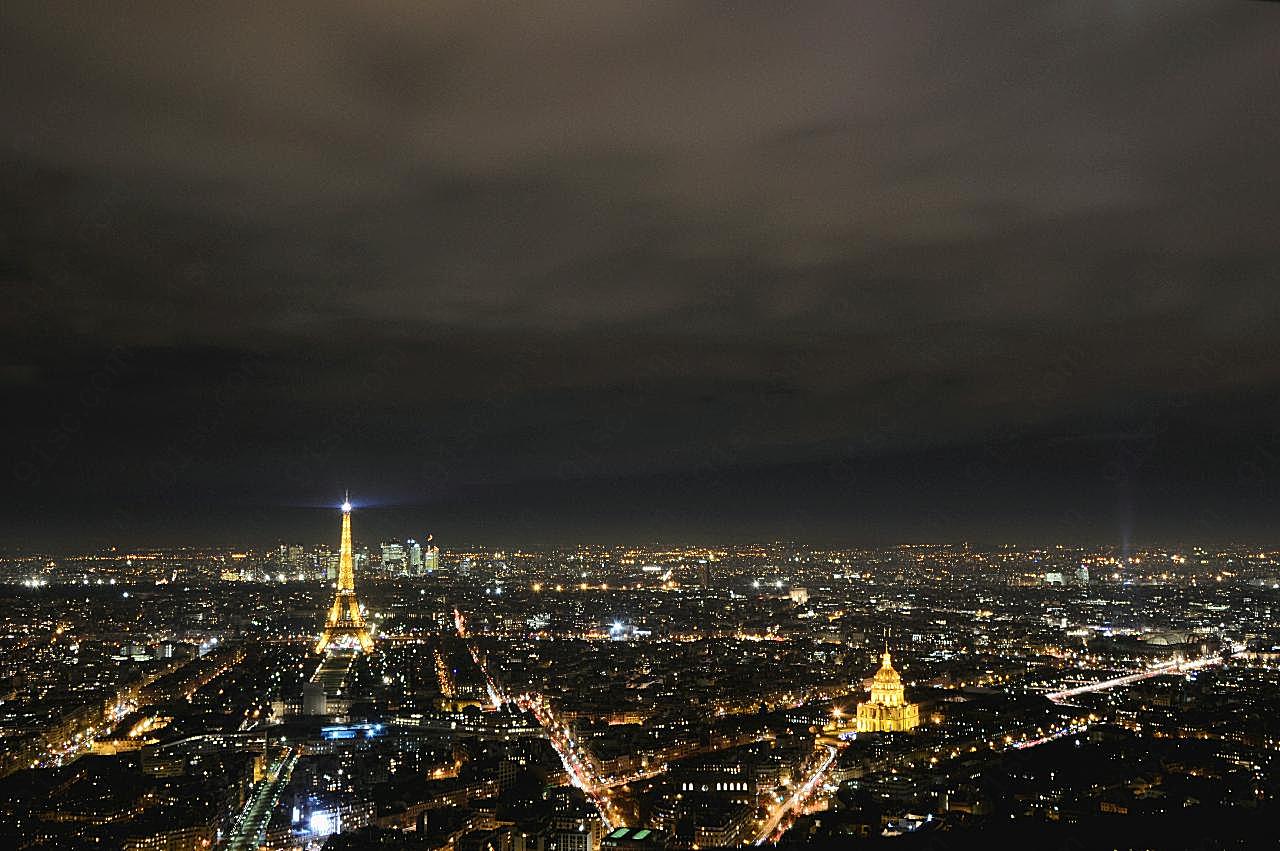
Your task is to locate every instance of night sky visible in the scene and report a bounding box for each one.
[3,3,1279,549]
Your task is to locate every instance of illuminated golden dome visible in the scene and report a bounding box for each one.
[860,650,911,721]
[857,646,919,732]
[872,651,900,684]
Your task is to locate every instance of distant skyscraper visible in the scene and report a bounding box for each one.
[1075,564,1090,586]
[423,533,439,573]
[381,540,407,574]
[407,539,423,574]
[314,545,336,581]
[287,544,306,576]
[699,561,710,589]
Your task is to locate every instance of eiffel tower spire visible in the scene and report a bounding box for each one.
[315,496,375,654]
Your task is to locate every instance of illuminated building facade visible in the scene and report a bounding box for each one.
[423,533,439,573]
[381,540,407,574]
[315,497,375,654]
[855,649,919,733]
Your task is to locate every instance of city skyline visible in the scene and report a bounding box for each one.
[3,534,1277,849]
[3,3,1280,850]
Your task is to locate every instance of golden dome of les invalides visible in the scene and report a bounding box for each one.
[855,648,920,733]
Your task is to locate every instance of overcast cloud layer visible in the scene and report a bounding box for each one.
[3,2,1279,547]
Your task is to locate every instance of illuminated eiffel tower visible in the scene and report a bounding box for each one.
[315,494,375,654]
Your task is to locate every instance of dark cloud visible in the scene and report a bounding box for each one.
[2,2,1279,547]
